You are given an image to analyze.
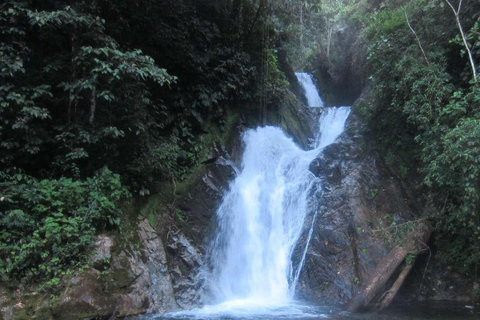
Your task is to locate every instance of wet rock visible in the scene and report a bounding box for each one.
[117,218,178,314]
[295,111,422,305]
[166,231,204,309]
[0,306,13,320]
[275,91,316,149]
[53,269,118,320]
[309,156,327,176]
[0,289,54,320]
[0,287,13,320]
[176,142,238,247]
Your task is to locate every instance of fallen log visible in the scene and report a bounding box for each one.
[346,222,431,312]
[379,262,414,309]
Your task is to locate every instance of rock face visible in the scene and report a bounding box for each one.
[52,143,238,319]
[4,219,180,320]
[176,142,239,249]
[166,231,204,309]
[294,109,424,304]
[0,220,207,319]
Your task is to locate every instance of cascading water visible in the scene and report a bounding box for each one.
[316,107,351,148]
[295,72,324,108]
[164,75,350,319]
[208,127,321,305]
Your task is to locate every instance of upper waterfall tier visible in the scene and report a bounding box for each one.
[295,72,324,108]
[316,107,351,148]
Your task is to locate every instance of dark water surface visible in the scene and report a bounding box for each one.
[130,302,479,320]
[368,302,479,320]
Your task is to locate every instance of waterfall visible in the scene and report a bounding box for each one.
[295,72,324,108]
[166,76,350,319]
[209,127,320,304]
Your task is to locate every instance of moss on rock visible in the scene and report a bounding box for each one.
[267,91,315,149]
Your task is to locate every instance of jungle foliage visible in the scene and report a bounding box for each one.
[355,0,480,277]
[0,0,294,285]
[0,167,129,285]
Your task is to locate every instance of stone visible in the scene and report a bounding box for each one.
[0,287,13,320]
[88,234,113,270]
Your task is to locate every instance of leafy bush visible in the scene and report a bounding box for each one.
[0,167,130,285]
[265,49,290,100]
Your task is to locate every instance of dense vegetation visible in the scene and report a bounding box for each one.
[360,0,480,285]
[0,0,295,286]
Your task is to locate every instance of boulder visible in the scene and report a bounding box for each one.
[51,218,180,319]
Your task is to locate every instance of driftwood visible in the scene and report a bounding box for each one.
[347,222,431,312]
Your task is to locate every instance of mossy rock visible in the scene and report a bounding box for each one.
[140,194,164,229]
[10,293,54,320]
[103,253,136,293]
[108,267,133,291]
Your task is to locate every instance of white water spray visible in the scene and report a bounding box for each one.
[295,72,324,107]
[209,127,320,304]
[201,108,350,313]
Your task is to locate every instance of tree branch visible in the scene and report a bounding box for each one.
[405,10,429,65]
[445,0,477,81]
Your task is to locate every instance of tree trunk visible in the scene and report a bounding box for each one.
[299,1,304,49]
[445,0,477,81]
[347,223,431,312]
[89,85,96,125]
[327,26,333,61]
[405,10,429,65]
[230,0,245,32]
[244,0,265,43]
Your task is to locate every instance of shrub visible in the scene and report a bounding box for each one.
[0,167,130,285]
